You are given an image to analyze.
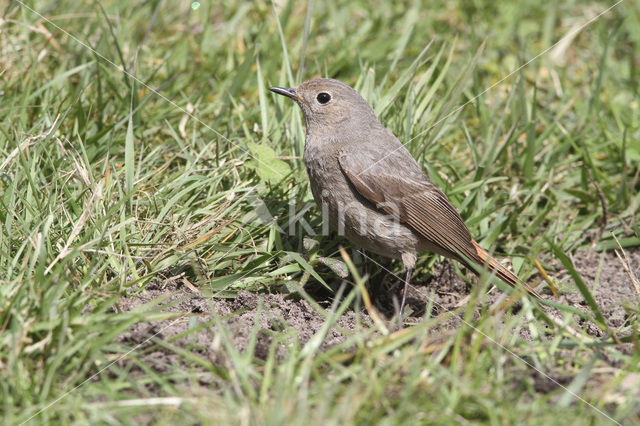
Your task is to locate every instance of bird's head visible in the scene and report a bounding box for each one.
[269,78,380,136]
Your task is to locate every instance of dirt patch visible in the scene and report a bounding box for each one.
[557,249,640,330]
[402,247,640,338]
[116,281,369,375]
[116,246,639,377]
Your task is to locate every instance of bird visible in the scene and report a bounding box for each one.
[269,78,541,317]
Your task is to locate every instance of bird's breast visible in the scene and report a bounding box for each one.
[302,137,422,259]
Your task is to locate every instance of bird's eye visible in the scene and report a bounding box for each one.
[316,92,331,104]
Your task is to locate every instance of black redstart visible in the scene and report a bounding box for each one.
[269,78,540,315]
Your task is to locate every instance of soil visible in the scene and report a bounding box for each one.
[116,246,639,383]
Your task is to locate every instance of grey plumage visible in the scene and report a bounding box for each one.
[269,78,540,314]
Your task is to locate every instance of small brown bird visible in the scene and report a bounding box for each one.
[270,78,540,315]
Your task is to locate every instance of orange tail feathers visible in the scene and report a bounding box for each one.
[471,241,542,299]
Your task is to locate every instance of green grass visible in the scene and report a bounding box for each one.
[1,0,640,424]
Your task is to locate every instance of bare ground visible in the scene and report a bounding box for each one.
[116,246,639,386]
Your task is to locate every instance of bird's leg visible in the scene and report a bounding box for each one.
[399,267,414,324]
[361,249,368,280]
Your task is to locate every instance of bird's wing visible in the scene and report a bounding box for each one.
[337,144,479,264]
[338,142,542,298]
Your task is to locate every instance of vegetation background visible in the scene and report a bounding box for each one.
[1,0,639,424]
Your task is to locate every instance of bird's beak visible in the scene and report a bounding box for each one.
[269,86,307,104]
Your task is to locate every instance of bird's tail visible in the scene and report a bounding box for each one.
[471,240,542,299]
